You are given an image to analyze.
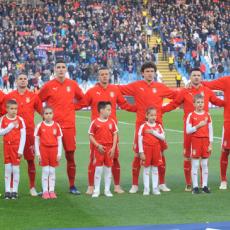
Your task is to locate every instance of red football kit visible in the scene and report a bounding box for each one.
[162,84,223,186]
[186,111,213,159]
[34,121,62,167]
[39,77,84,187]
[138,122,164,167]
[88,118,118,167]
[0,90,5,116]
[76,83,136,186]
[0,115,26,165]
[203,76,230,182]
[3,89,42,159]
[119,80,177,185]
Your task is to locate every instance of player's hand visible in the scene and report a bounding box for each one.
[37,155,41,162]
[208,144,212,152]
[139,152,145,161]
[197,119,207,128]
[13,121,19,128]
[18,153,23,158]
[57,155,61,162]
[109,147,116,158]
[97,144,105,153]
[145,129,153,135]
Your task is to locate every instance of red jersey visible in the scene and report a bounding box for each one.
[3,90,42,134]
[34,121,62,147]
[162,85,224,121]
[88,118,118,145]
[0,115,26,145]
[76,83,136,122]
[38,78,84,129]
[203,76,230,122]
[186,111,213,139]
[138,122,164,147]
[119,80,176,126]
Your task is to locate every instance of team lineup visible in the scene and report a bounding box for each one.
[0,59,229,199]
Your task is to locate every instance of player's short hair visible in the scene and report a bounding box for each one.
[193,94,204,102]
[146,106,156,115]
[16,72,28,79]
[6,99,18,107]
[141,62,157,73]
[42,106,53,114]
[98,67,109,75]
[190,67,201,75]
[97,101,112,112]
[55,59,66,65]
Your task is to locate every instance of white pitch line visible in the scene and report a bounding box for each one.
[77,115,222,140]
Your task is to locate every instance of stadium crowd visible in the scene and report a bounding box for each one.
[0,0,152,89]
[146,0,229,78]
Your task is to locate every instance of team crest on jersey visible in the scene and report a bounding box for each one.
[66,86,71,92]
[152,88,157,93]
[26,97,30,103]
[110,92,115,98]
[109,124,112,129]
[53,128,57,135]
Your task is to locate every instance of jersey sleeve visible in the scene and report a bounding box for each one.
[75,90,91,110]
[56,123,63,137]
[18,117,26,155]
[208,88,225,107]
[203,77,227,91]
[34,94,43,115]
[186,113,196,134]
[74,82,84,101]
[162,90,184,113]
[38,83,49,102]
[88,120,96,135]
[112,119,119,133]
[159,83,178,99]
[208,113,213,142]
[138,124,145,153]
[116,87,137,112]
[34,122,42,137]
[118,82,136,96]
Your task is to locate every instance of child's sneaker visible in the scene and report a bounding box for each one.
[42,191,50,199]
[129,185,138,194]
[159,184,171,192]
[92,191,100,198]
[192,187,200,194]
[143,188,150,196]
[30,187,38,197]
[202,186,211,194]
[152,188,161,195]
[11,192,18,199]
[4,192,11,200]
[104,190,113,197]
[49,192,57,199]
[219,181,227,190]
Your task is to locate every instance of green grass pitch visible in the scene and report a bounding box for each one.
[0,109,230,230]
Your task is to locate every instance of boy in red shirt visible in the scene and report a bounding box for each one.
[88,101,118,198]
[186,94,213,194]
[34,106,63,199]
[0,100,26,199]
[139,107,165,195]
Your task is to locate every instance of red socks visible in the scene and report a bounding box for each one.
[27,160,36,188]
[184,159,192,185]
[132,156,141,185]
[220,150,229,182]
[65,151,76,187]
[88,161,95,186]
[112,158,120,186]
[159,155,166,185]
